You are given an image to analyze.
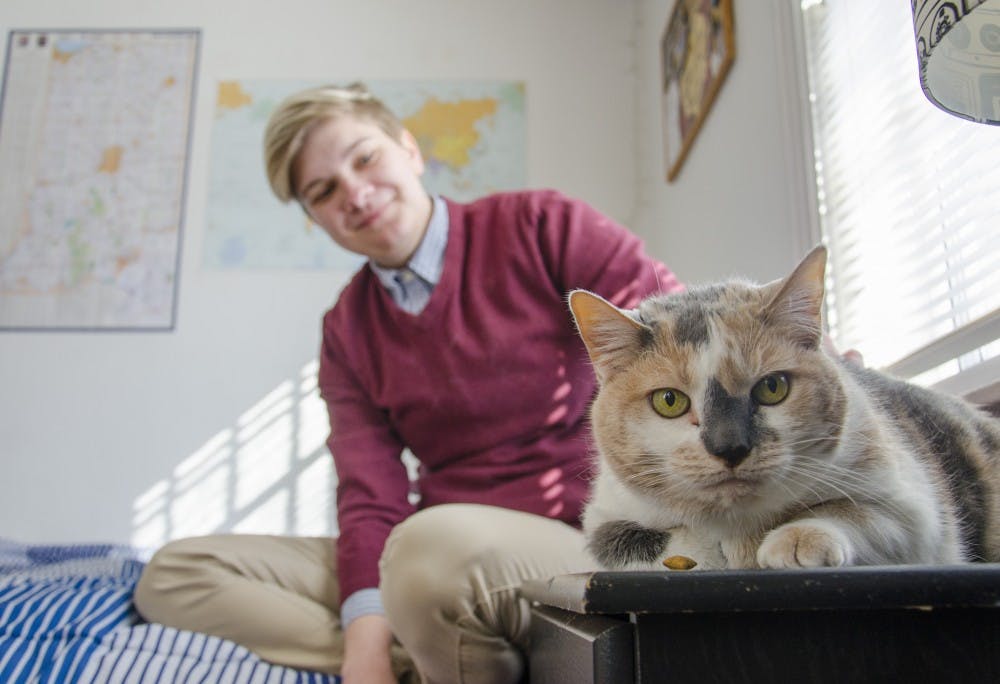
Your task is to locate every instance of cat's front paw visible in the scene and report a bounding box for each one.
[756,520,852,568]
[587,520,671,570]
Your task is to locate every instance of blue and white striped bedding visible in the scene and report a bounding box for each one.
[0,540,339,683]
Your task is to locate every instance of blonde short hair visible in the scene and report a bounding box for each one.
[263,82,404,203]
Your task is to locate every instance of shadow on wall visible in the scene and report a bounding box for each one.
[131,360,338,548]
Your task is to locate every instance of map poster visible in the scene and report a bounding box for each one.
[205,80,525,271]
[0,29,200,331]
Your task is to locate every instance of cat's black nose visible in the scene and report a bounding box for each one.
[710,444,751,468]
[701,379,754,468]
[702,424,753,467]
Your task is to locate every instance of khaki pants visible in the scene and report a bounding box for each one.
[133,504,593,683]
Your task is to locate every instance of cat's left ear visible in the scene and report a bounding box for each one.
[569,290,649,384]
[763,245,827,350]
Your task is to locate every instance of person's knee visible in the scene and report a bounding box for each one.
[134,536,217,622]
[381,507,444,594]
[380,505,483,615]
[381,506,536,682]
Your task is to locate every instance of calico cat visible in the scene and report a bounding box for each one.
[569,246,1000,570]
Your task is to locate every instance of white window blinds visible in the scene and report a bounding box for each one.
[799,0,1000,402]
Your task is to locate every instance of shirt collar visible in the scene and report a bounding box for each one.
[371,195,447,288]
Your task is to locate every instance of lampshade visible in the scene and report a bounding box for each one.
[912,0,1000,124]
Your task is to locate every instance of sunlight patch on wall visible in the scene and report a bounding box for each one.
[131,360,337,548]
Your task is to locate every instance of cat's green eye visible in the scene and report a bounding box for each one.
[650,388,690,418]
[751,372,790,406]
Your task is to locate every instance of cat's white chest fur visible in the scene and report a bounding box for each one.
[583,465,729,570]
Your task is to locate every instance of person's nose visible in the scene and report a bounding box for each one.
[341,173,373,212]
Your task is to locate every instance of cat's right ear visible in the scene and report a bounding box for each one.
[569,290,649,384]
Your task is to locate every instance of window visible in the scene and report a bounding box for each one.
[798,0,1000,403]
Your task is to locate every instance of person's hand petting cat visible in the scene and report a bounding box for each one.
[822,334,864,367]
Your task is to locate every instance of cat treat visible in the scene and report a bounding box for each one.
[662,555,698,571]
[571,245,1000,572]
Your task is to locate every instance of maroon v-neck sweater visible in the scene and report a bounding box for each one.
[318,189,682,600]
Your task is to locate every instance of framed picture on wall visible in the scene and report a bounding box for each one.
[660,0,735,182]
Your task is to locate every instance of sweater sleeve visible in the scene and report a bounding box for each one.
[528,189,683,306]
[318,311,416,603]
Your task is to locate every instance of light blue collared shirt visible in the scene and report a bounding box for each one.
[340,195,448,629]
[369,195,448,314]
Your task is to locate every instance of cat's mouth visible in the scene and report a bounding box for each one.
[703,474,760,496]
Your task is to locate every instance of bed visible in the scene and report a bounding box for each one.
[0,539,340,683]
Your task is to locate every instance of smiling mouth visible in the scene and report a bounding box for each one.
[355,216,377,230]
[356,204,387,230]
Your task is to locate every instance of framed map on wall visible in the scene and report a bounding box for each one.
[204,79,525,271]
[0,29,200,331]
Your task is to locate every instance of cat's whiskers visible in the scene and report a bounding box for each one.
[779,458,914,523]
[770,465,828,503]
[618,453,742,505]
[787,456,875,488]
[781,434,841,452]
[778,462,923,546]
[778,463,860,509]
[621,456,683,490]
[605,424,927,538]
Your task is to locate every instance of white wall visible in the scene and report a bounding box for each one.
[0,0,813,546]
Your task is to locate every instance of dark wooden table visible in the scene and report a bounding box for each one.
[522,565,1000,684]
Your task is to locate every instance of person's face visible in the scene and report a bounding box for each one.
[293,115,431,268]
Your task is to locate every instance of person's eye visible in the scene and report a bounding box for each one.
[310,183,335,204]
[358,149,378,167]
